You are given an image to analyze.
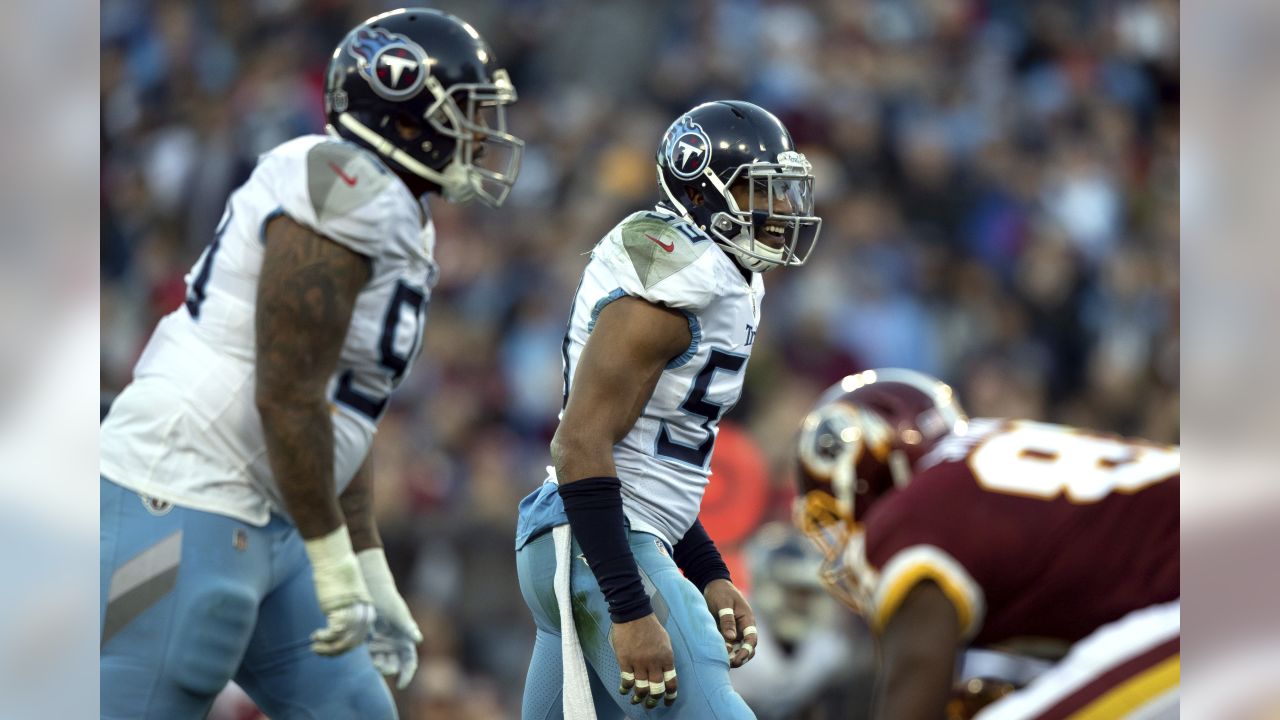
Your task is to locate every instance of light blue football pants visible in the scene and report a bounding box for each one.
[516,527,755,719]
[99,476,396,719]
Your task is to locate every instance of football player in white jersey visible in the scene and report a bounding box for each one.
[515,101,821,718]
[99,9,522,719]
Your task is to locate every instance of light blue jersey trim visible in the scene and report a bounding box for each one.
[666,311,702,370]
[587,288,702,371]
[586,288,628,333]
[259,206,285,244]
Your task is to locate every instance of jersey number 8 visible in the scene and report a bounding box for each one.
[969,423,1178,503]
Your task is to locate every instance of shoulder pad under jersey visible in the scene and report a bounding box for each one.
[596,211,719,311]
[267,138,406,258]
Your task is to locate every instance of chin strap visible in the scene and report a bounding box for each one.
[724,237,783,272]
[335,113,479,203]
[715,218,784,272]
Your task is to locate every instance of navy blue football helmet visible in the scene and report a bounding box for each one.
[324,9,523,206]
[657,101,821,272]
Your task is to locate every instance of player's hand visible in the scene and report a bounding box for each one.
[368,618,420,690]
[703,578,758,667]
[311,600,376,656]
[612,613,678,709]
[303,526,377,656]
[358,549,423,689]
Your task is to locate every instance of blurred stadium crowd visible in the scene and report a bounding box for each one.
[100,0,1178,716]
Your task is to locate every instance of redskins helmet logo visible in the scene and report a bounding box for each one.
[348,27,432,101]
[663,115,712,181]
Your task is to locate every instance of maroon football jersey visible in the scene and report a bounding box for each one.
[856,418,1179,648]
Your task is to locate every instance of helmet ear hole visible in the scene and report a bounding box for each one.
[392,112,424,141]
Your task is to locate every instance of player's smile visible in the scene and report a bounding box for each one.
[759,223,787,248]
[728,182,795,250]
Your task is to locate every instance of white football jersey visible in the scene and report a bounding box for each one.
[101,135,439,526]
[554,206,763,546]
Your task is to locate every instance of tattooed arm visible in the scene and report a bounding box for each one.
[256,214,377,656]
[255,214,370,540]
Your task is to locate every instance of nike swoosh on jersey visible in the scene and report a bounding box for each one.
[646,233,675,252]
[328,161,359,186]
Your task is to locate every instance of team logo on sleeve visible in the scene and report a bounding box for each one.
[347,27,432,100]
[663,115,711,180]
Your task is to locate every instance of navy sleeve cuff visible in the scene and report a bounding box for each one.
[673,518,731,592]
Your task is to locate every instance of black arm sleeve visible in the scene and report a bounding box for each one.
[558,477,653,622]
[673,518,731,591]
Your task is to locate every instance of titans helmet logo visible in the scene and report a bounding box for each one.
[663,115,712,181]
[347,27,432,101]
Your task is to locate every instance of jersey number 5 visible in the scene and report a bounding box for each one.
[655,349,747,469]
[970,424,1179,503]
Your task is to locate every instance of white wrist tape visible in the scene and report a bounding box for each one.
[357,548,397,596]
[358,547,423,643]
[304,526,371,611]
